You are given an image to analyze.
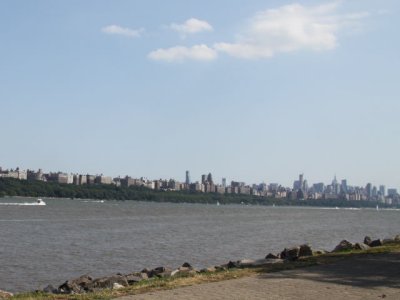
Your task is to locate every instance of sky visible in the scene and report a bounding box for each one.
[0,0,399,188]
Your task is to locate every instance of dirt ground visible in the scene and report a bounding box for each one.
[117,252,400,300]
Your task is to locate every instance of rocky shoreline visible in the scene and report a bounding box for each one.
[1,234,399,298]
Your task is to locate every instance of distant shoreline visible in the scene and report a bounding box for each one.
[0,178,398,209]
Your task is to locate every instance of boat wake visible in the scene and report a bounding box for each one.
[0,199,46,206]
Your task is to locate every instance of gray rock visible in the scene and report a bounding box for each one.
[265,253,279,259]
[149,267,173,278]
[181,262,193,269]
[332,240,354,252]
[88,275,128,291]
[43,284,59,294]
[354,243,370,251]
[395,235,400,241]
[280,247,300,261]
[125,273,143,285]
[299,244,313,257]
[370,239,383,247]
[364,236,372,246]
[227,261,239,269]
[58,274,93,294]
[214,265,227,271]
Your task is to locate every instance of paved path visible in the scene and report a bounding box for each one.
[117,253,400,300]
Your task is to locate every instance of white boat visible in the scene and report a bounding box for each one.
[36,199,46,205]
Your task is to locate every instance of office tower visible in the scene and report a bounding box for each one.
[222,178,226,187]
[201,174,207,184]
[207,173,213,184]
[185,170,190,185]
[379,185,386,196]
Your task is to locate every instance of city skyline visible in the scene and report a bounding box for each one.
[1,0,399,188]
[1,164,398,194]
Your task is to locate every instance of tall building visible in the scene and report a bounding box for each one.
[207,173,213,184]
[185,170,190,185]
[222,178,226,187]
[379,185,386,196]
[341,179,348,194]
[201,174,207,184]
[299,174,304,190]
[366,183,372,199]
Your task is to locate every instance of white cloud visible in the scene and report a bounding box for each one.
[148,44,217,62]
[214,2,369,59]
[170,18,213,35]
[102,25,144,38]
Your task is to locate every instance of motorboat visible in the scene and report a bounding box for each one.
[36,198,46,205]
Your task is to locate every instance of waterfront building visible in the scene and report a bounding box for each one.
[95,175,112,185]
[86,175,96,185]
[0,168,27,180]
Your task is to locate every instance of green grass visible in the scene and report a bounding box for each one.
[6,243,400,300]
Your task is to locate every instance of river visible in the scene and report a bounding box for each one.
[0,197,398,292]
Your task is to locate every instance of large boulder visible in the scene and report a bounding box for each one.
[369,239,383,247]
[280,247,300,261]
[299,244,313,257]
[332,240,354,252]
[354,243,370,251]
[364,236,372,246]
[147,267,173,278]
[58,274,93,294]
[394,235,400,242]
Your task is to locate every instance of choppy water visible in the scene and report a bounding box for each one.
[0,197,399,292]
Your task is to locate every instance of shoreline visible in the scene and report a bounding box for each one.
[3,234,399,299]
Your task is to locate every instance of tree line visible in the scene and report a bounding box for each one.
[0,177,393,208]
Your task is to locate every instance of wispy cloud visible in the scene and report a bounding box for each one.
[102,25,144,38]
[148,44,217,62]
[214,2,369,59]
[170,18,213,36]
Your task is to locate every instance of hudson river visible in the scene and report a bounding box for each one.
[0,197,399,292]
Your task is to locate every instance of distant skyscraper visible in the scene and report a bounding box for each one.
[341,179,348,194]
[207,173,213,184]
[222,178,226,187]
[185,170,190,185]
[366,183,372,199]
[201,174,207,184]
[299,174,304,189]
[379,185,386,196]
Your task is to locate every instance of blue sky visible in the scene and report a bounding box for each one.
[1,0,399,188]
